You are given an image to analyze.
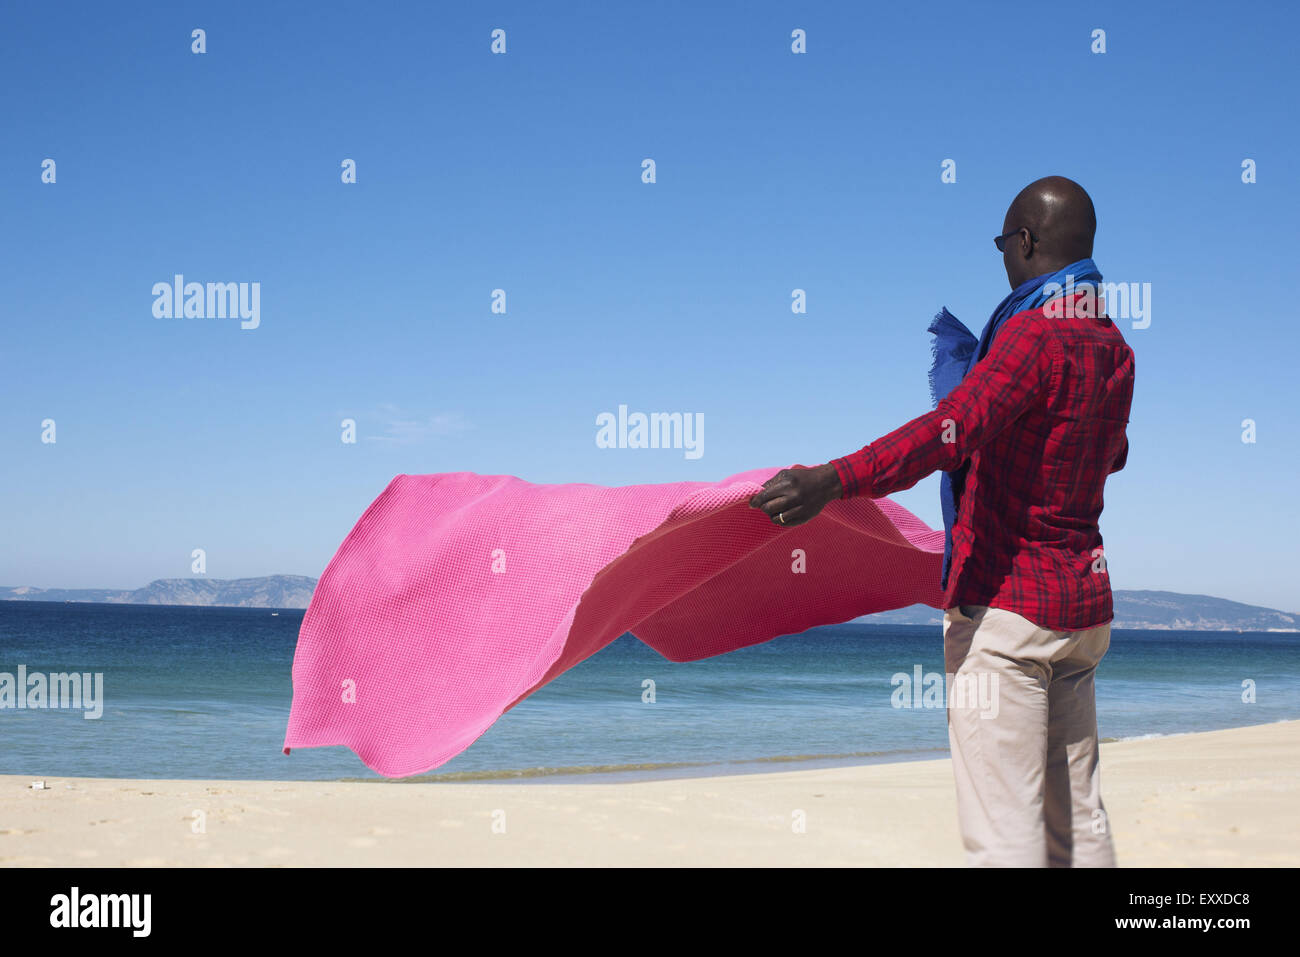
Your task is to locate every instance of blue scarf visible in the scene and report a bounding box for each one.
[927,258,1102,587]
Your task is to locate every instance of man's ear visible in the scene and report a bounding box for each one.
[1018,227,1035,260]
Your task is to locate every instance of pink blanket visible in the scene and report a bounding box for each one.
[283,467,945,777]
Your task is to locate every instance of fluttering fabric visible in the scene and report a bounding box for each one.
[283,467,945,777]
[927,259,1102,586]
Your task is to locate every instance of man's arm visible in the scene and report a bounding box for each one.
[749,314,1056,525]
[829,314,1057,499]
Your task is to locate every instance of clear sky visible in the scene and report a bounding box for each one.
[3,2,1297,612]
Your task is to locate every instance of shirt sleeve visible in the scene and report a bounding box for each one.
[1109,436,1129,473]
[829,315,1057,499]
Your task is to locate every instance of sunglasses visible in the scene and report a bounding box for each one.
[994,227,1038,252]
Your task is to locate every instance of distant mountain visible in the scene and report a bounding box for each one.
[1,579,1295,630]
[0,575,317,610]
[859,589,1299,632]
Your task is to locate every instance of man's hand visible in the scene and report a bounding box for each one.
[748,464,843,527]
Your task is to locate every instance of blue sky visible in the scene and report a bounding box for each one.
[2,2,1297,611]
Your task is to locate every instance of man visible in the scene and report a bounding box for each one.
[749,176,1135,867]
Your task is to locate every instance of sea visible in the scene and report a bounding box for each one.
[2,601,1297,783]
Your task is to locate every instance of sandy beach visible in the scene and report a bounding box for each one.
[2,720,1295,867]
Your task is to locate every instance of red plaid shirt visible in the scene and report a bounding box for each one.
[829,292,1135,631]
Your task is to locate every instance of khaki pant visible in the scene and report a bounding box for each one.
[943,604,1116,867]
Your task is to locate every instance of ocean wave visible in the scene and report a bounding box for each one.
[338,747,950,784]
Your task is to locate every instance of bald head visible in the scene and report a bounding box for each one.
[1000,176,1096,288]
